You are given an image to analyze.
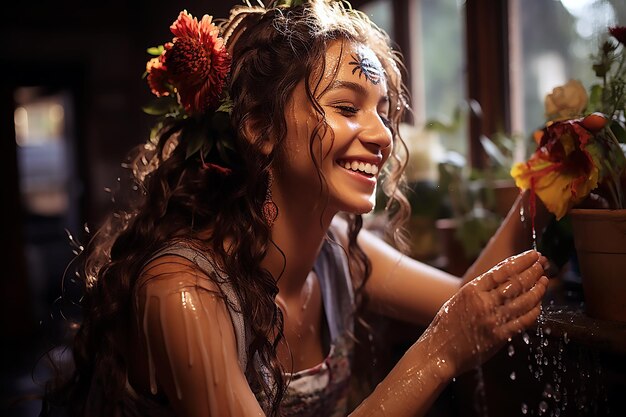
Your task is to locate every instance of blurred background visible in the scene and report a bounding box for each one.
[2,0,625,416]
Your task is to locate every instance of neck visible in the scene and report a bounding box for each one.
[262,190,336,298]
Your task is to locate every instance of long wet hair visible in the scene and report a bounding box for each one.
[42,1,411,416]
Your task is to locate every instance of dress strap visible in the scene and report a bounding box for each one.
[314,234,355,342]
[141,242,249,371]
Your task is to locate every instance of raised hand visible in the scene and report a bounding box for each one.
[421,250,549,379]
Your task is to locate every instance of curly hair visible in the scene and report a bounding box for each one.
[41,1,411,416]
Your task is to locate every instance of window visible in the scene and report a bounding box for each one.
[362,0,467,155]
[510,0,626,137]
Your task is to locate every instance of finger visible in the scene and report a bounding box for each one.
[492,261,545,301]
[474,250,540,291]
[495,302,543,340]
[499,276,548,319]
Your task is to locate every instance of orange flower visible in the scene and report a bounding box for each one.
[164,11,231,114]
[511,120,600,219]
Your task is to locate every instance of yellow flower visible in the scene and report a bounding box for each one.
[511,119,600,219]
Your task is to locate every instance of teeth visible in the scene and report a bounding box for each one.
[340,160,379,175]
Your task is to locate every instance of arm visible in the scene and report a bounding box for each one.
[136,257,265,417]
[359,226,461,326]
[343,190,551,326]
[332,217,461,326]
[350,250,548,417]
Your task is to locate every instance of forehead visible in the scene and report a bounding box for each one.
[319,40,387,95]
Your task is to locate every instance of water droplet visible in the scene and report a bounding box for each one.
[508,344,515,356]
[510,371,516,380]
[543,357,549,365]
[544,327,552,335]
[521,403,528,414]
[538,400,548,414]
[554,408,561,417]
[543,339,549,347]
[523,333,530,344]
[563,332,569,344]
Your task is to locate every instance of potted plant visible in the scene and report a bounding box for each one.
[511,26,626,323]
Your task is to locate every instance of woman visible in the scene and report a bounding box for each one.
[42,1,548,416]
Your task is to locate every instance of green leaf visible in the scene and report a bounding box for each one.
[215,137,231,164]
[185,128,207,160]
[588,84,604,113]
[593,63,607,78]
[611,120,626,144]
[216,97,234,114]
[276,0,306,7]
[147,45,165,56]
[142,96,178,116]
[211,111,231,132]
[149,121,164,142]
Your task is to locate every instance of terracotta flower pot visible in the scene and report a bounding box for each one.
[569,208,626,323]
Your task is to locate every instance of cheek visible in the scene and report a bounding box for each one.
[323,114,358,150]
[284,102,316,157]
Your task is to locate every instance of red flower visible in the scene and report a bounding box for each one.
[609,26,626,46]
[146,56,170,97]
[163,11,231,114]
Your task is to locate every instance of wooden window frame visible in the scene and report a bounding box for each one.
[359,0,512,169]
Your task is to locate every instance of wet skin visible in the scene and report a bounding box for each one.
[127,38,549,417]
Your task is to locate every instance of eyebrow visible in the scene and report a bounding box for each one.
[328,80,389,104]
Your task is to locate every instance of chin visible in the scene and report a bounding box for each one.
[338,198,375,215]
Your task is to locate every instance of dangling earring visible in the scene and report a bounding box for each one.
[263,172,278,227]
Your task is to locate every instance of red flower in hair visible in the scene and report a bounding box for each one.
[148,10,231,114]
[146,56,170,97]
[609,26,626,46]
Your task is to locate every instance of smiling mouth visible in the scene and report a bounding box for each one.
[337,159,379,178]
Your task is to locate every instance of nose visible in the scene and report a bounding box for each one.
[359,112,393,152]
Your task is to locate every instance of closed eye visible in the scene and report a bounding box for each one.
[335,105,359,116]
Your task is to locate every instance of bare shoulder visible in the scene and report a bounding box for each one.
[136,254,221,296]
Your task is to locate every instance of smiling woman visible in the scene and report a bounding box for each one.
[278,40,393,217]
[40,1,549,417]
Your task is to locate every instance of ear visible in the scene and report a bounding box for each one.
[242,114,276,156]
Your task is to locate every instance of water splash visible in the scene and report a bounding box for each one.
[508,344,515,357]
[538,400,548,414]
